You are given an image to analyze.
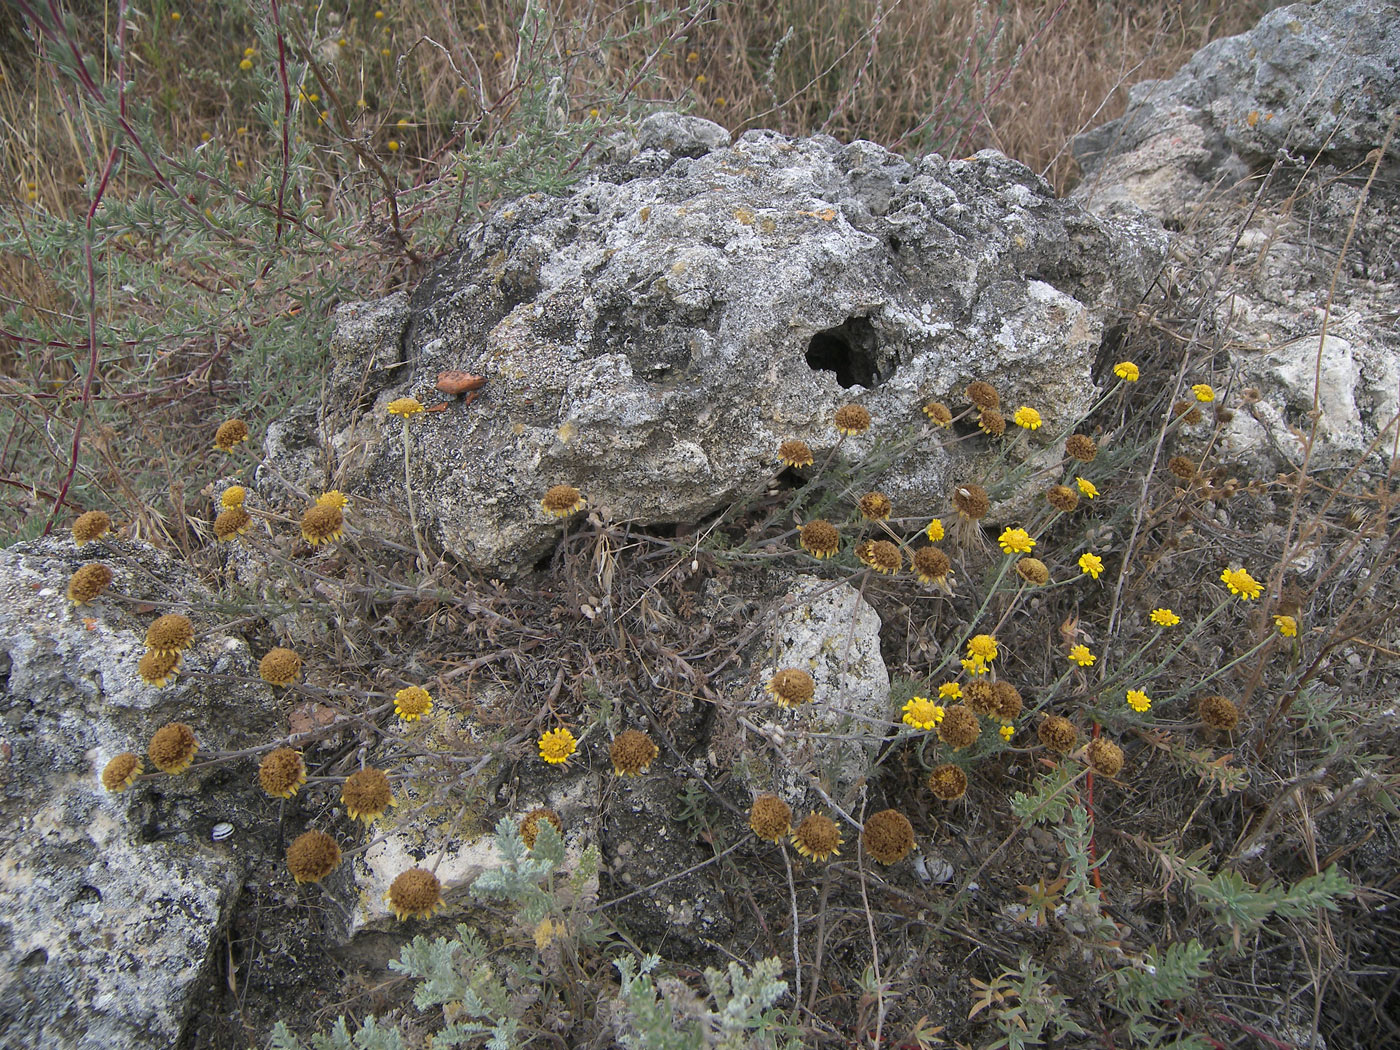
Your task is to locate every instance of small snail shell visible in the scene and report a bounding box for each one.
[211,822,235,842]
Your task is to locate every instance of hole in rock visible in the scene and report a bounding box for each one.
[805,316,891,389]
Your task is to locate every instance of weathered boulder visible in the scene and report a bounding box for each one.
[1073,0,1400,474]
[277,122,1165,576]
[0,537,278,1050]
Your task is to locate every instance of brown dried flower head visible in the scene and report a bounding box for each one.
[286,829,341,884]
[952,484,990,520]
[258,748,307,798]
[977,408,1006,437]
[833,404,871,435]
[138,649,181,688]
[342,768,396,823]
[72,510,112,547]
[148,722,199,774]
[1046,485,1079,512]
[938,705,980,750]
[923,401,953,426]
[610,729,660,776]
[856,539,901,574]
[964,680,997,717]
[992,680,1023,721]
[386,868,443,920]
[1198,694,1239,731]
[791,812,842,861]
[766,668,816,708]
[1038,715,1078,754]
[213,419,250,451]
[300,503,344,546]
[145,613,194,656]
[798,519,840,559]
[259,647,302,687]
[913,546,951,586]
[101,752,144,793]
[778,439,814,469]
[862,808,914,865]
[520,807,563,849]
[214,506,252,541]
[928,763,968,801]
[858,491,892,522]
[1173,401,1204,425]
[749,794,792,842]
[1085,738,1125,778]
[1065,434,1098,462]
[541,484,585,518]
[1168,456,1197,480]
[966,380,1000,410]
[67,563,114,605]
[1015,557,1049,586]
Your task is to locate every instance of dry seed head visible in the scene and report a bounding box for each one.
[858,491,892,522]
[67,563,113,605]
[386,868,443,920]
[610,729,659,776]
[541,484,585,517]
[766,668,816,708]
[1168,456,1197,480]
[286,830,341,884]
[138,649,181,687]
[1173,401,1204,425]
[145,614,195,656]
[300,502,344,545]
[258,748,307,798]
[1046,485,1079,512]
[862,809,914,865]
[101,752,143,792]
[342,768,395,823]
[991,680,1023,721]
[937,705,980,750]
[952,484,990,520]
[1015,557,1049,586]
[857,539,901,574]
[798,520,840,559]
[213,419,250,451]
[148,722,199,774]
[749,794,791,842]
[214,506,252,541]
[778,439,814,468]
[1198,694,1239,731]
[1038,715,1078,754]
[1065,434,1098,461]
[928,763,967,801]
[791,812,842,861]
[833,404,871,435]
[72,510,112,547]
[1085,737,1125,777]
[966,380,1000,410]
[964,680,997,717]
[260,647,302,687]
[977,408,1006,437]
[913,545,950,585]
[923,401,953,426]
[520,807,563,849]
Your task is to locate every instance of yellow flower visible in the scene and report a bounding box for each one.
[1150,608,1181,627]
[925,518,945,543]
[1012,406,1042,430]
[1221,567,1262,600]
[239,58,253,70]
[901,697,944,730]
[1191,383,1216,403]
[967,634,998,662]
[387,140,400,152]
[1126,689,1151,713]
[997,528,1034,554]
[1078,552,1104,580]
[220,486,247,509]
[317,490,349,510]
[937,682,962,700]
[394,685,433,722]
[960,657,988,676]
[999,724,1015,741]
[1113,361,1140,382]
[1067,644,1095,667]
[1274,614,1298,637]
[1076,477,1099,499]
[539,727,578,765]
[387,396,425,419]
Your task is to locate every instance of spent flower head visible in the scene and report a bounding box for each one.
[778,439,814,468]
[541,484,585,518]
[833,404,870,435]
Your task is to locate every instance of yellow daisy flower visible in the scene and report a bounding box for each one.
[1078,552,1104,580]
[1076,477,1099,499]
[1067,644,1095,667]
[998,724,1015,741]
[1012,406,1042,430]
[1220,567,1263,600]
[925,518,945,543]
[1191,383,1216,403]
[1113,361,1139,382]
[967,634,998,662]
[938,682,962,700]
[901,697,945,731]
[1126,689,1151,713]
[538,727,578,765]
[1150,608,1181,627]
[1274,614,1298,637]
[997,528,1034,554]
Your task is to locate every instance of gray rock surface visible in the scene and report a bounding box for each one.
[0,538,279,1050]
[276,126,1165,576]
[1072,0,1400,474]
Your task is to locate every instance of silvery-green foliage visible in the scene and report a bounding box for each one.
[268,1015,406,1050]
[613,953,795,1050]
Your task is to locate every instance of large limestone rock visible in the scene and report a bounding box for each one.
[280,122,1165,576]
[1071,0,1400,475]
[0,538,278,1050]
